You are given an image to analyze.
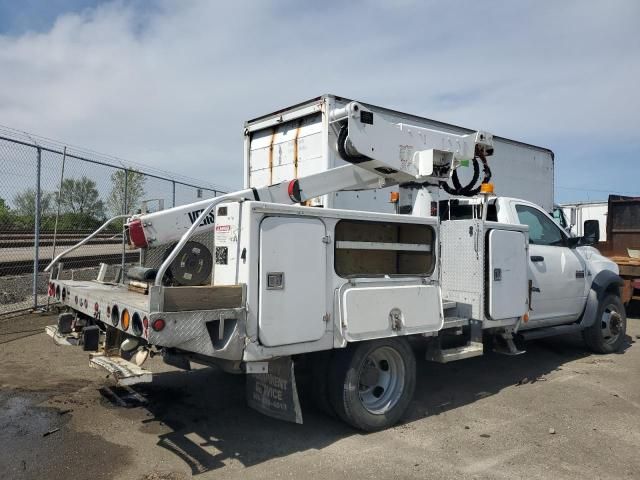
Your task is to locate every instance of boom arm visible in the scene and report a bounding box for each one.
[127,163,387,248]
[335,102,493,184]
[128,102,493,249]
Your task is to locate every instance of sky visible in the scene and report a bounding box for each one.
[0,0,639,203]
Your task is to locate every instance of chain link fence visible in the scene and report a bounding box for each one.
[0,126,226,316]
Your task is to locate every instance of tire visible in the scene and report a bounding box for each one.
[583,293,627,353]
[328,338,416,432]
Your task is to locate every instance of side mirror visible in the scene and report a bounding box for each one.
[581,219,600,246]
[569,208,577,227]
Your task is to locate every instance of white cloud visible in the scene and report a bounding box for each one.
[0,0,639,196]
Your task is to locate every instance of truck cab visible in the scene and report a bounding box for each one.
[445,195,623,341]
[496,198,617,326]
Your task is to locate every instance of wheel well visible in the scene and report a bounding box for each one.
[604,283,620,297]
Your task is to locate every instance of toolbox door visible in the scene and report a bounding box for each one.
[488,229,528,319]
[258,216,327,346]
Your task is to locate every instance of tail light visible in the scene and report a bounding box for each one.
[132,313,143,336]
[152,318,165,332]
[48,283,55,297]
[121,309,130,330]
[111,305,119,326]
[127,219,148,248]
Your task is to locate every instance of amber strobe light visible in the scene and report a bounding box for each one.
[480,182,494,194]
[121,309,130,330]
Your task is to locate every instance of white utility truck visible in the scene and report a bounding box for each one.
[46,97,626,431]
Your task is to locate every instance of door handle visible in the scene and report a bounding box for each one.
[530,255,545,262]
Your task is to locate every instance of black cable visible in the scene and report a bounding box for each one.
[337,124,369,164]
[440,160,476,196]
[463,151,492,196]
[452,156,480,194]
[440,149,491,197]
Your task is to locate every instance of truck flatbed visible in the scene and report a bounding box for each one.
[55,279,150,316]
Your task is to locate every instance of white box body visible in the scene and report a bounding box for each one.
[244,94,555,213]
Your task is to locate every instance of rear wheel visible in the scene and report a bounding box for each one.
[328,338,416,431]
[583,293,627,353]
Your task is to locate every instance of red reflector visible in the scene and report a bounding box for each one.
[127,218,148,248]
[143,317,149,328]
[151,318,165,332]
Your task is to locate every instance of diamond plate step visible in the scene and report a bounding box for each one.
[90,353,152,386]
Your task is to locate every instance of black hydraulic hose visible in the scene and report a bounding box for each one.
[451,155,480,193]
[440,157,479,196]
[440,149,492,197]
[337,124,370,164]
[463,151,492,196]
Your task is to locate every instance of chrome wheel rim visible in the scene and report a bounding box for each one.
[601,304,623,345]
[357,346,405,414]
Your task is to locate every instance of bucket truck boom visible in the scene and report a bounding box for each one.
[124,101,494,250]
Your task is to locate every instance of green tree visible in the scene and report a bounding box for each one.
[57,177,105,218]
[107,170,146,216]
[0,197,10,229]
[13,188,54,218]
[0,198,9,215]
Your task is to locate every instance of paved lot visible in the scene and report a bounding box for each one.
[1,312,639,480]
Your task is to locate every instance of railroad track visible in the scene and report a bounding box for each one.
[0,252,140,277]
[0,231,122,248]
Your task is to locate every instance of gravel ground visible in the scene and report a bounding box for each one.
[1,312,639,480]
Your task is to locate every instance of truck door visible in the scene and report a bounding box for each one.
[258,216,328,347]
[512,202,586,325]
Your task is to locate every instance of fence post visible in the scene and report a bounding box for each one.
[33,148,42,310]
[47,146,67,310]
[121,169,129,272]
[172,180,176,207]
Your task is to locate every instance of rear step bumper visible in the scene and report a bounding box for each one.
[90,353,152,386]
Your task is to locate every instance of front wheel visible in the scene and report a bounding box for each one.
[583,293,627,353]
[328,338,416,431]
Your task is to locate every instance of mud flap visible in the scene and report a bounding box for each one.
[246,357,303,424]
